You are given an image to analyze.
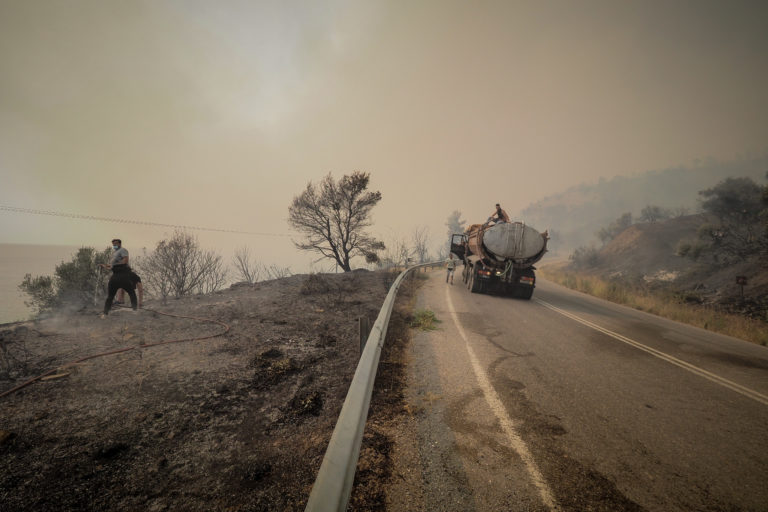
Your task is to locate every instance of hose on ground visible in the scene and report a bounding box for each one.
[0,307,230,400]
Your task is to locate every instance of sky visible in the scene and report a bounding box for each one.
[1,0,767,272]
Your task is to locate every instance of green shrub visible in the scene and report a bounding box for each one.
[409,309,440,331]
[19,247,111,316]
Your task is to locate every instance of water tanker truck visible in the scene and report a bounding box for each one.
[450,221,549,299]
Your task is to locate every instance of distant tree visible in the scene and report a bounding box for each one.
[288,172,385,272]
[670,207,690,218]
[138,230,228,300]
[597,212,633,244]
[232,246,261,284]
[639,205,670,223]
[379,236,412,268]
[569,245,601,269]
[682,176,768,265]
[699,177,763,223]
[412,226,431,264]
[19,247,112,315]
[445,210,466,234]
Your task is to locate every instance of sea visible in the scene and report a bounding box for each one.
[0,243,81,324]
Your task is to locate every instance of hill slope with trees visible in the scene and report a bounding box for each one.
[520,155,768,252]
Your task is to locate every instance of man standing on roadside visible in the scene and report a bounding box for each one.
[446,253,456,284]
[99,238,137,316]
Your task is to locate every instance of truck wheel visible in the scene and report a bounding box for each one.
[470,268,483,294]
[520,287,534,300]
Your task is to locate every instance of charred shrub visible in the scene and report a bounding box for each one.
[287,390,323,417]
[252,356,300,388]
[249,348,283,367]
[300,273,331,295]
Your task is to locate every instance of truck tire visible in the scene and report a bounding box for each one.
[516,269,535,300]
[470,267,483,294]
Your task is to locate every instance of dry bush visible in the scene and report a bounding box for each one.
[232,246,262,284]
[0,327,33,380]
[137,230,228,301]
[300,273,331,295]
[540,267,768,346]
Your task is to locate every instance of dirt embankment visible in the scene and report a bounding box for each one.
[0,270,420,511]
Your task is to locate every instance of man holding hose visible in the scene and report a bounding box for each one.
[99,238,137,316]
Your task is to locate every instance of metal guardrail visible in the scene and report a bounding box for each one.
[305,262,441,511]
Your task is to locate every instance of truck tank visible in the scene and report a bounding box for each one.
[451,221,548,299]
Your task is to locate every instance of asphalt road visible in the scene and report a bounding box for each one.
[390,271,768,511]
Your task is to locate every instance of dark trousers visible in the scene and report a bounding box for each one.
[104,269,137,314]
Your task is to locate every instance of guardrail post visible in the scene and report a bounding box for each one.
[358,316,371,353]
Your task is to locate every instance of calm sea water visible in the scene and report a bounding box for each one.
[0,244,81,324]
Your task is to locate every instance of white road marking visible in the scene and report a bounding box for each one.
[446,287,560,511]
[536,298,768,407]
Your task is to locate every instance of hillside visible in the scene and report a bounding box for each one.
[0,271,415,511]
[519,155,768,251]
[597,215,706,277]
[576,215,768,310]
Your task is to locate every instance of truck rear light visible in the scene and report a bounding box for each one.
[519,276,534,285]
[478,269,492,277]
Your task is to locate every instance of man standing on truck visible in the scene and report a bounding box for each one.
[446,253,456,284]
[488,203,510,225]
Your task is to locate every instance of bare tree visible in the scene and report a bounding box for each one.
[288,171,385,272]
[379,235,412,268]
[435,244,449,261]
[232,246,261,284]
[137,230,228,300]
[262,264,292,280]
[412,226,431,264]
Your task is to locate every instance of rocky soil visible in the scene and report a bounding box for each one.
[0,270,418,511]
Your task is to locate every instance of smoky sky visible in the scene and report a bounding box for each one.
[1,0,766,270]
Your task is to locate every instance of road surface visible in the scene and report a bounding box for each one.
[386,271,768,511]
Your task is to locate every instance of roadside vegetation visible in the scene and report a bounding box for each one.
[548,172,768,346]
[18,247,112,315]
[409,309,440,331]
[540,265,768,346]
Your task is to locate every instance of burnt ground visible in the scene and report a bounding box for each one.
[0,270,421,511]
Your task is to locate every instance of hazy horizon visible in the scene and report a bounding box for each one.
[2,1,767,271]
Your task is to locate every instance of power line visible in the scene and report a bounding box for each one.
[0,204,293,237]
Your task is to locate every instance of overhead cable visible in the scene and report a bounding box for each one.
[0,204,292,237]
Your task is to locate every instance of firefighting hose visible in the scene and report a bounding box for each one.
[0,307,231,400]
